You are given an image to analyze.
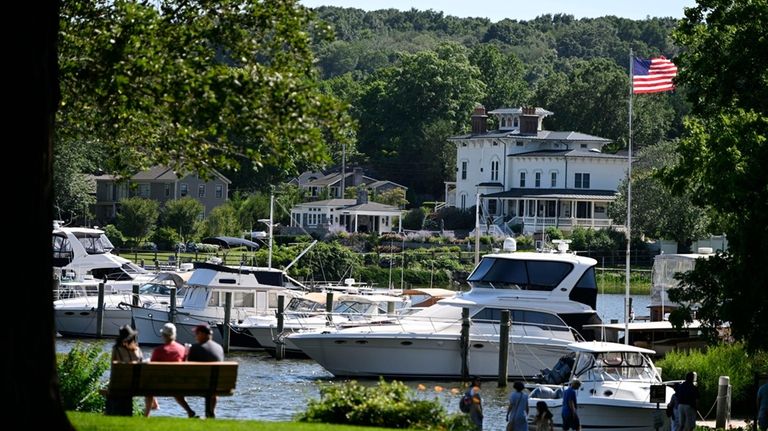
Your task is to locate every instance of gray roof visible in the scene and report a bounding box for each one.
[488,107,554,116]
[450,130,610,142]
[510,149,626,159]
[343,202,401,212]
[367,180,407,190]
[483,188,618,200]
[129,165,231,184]
[294,199,401,213]
[305,172,377,187]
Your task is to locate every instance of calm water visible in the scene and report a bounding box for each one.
[57,293,648,429]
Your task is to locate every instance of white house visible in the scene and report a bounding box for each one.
[446,106,628,234]
[289,190,403,235]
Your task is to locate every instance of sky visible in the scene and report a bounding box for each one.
[299,0,697,21]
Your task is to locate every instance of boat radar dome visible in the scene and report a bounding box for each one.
[552,239,572,253]
[502,237,517,252]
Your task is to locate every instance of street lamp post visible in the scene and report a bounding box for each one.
[258,193,275,269]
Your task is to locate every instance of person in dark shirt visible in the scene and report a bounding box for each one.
[675,372,700,431]
[561,379,581,431]
[187,324,224,418]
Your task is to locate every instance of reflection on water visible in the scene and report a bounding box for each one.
[57,293,649,429]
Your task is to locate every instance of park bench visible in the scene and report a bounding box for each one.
[104,361,238,416]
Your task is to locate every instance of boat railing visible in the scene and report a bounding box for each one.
[472,318,580,341]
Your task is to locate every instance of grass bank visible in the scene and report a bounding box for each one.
[68,411,387,431]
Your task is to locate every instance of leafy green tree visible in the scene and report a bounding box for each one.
[610,141,708,250]
[161,197,203,243]
[663,0,768,351]
[274,184,307,226]
[356,43,485,198]
[116,197,159,245]
[469,44,530,109]
[52,138,96,225]
[204,204,242,238]
[373,188,408,208]
[59,0,352,179]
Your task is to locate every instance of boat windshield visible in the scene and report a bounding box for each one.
[467,257,573,291]
[574,351,660,382]
[139,282,186,296]
[287,297,326,313]
[334,300,375,316]
[75,233,115,254]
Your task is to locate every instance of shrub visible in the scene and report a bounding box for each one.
[299,378,470,429]
[150,226,181,251]
[57,341,110,412]
[656,343,764,415]
[102,224,125,248]
[402,208,426,230]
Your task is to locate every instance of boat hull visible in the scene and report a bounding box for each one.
[289,332,572,379]
[529,399,671,431]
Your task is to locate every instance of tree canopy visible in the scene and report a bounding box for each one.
[58,0,353,180]
[665,0,768,351]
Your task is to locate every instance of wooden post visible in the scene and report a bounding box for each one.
[132,284,140,307]
[716,376,730,428]
[325,292,334,326]
[223,292,232,354]
[275,295,285,360]
[169,287,177,324]
[498,310,510,387]
[460,307,470,380]
[96,282,105,337]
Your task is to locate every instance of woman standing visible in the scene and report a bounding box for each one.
[507,381,529,431]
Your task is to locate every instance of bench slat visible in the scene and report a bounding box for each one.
[107,362,238,397]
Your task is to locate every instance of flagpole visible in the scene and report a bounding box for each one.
[624,50,633,344]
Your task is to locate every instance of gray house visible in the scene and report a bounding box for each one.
[92,166,231,223]
[295,167,407,201]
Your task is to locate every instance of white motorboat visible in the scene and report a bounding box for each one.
[52,222,155,292]
[528,341,674,430]
[54,271,190,338]
[237,292,412,356]
[287,241,603,379]
[132,262,305,345]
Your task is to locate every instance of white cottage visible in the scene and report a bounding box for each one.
[446,106,628,234]
[289,190,403,235]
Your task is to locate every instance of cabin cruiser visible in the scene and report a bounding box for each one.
[132,262,306,345]
[528,341,674,430]
[54,271,191,337]
[287,240,602,379]
[52,222,155,292]
[235,292,412,356]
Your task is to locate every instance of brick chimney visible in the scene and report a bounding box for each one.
[519,106,538,135]
[471,105,488,134]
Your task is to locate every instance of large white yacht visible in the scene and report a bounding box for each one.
[52,222,154,291]
[132,262,306,345]
[287,241,602,379]
[527,341,674,430]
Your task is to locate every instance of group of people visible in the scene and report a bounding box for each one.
[108,322,224,418]
[462,378,561,431]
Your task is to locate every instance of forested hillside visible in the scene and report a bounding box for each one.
[307,6,689,202]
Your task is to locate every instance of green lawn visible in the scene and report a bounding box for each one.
[68,412,388,431]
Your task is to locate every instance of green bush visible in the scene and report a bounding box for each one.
[103,224,125,248]
[299,379,471,429]
[402,208,426,230]
[151,226,180,251]
[656,343,765,415]
[57,342,110,412]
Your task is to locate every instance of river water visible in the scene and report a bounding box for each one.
[56,293,649,429]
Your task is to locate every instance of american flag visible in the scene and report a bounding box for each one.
[632,57,677,94]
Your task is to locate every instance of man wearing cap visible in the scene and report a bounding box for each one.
[188,324,224,418]
[146,323,197,418]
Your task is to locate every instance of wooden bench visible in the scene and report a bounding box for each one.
[107,362,239,398]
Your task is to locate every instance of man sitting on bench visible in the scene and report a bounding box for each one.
[188,324,225,418]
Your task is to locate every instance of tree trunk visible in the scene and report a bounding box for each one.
[10,2,73,429]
